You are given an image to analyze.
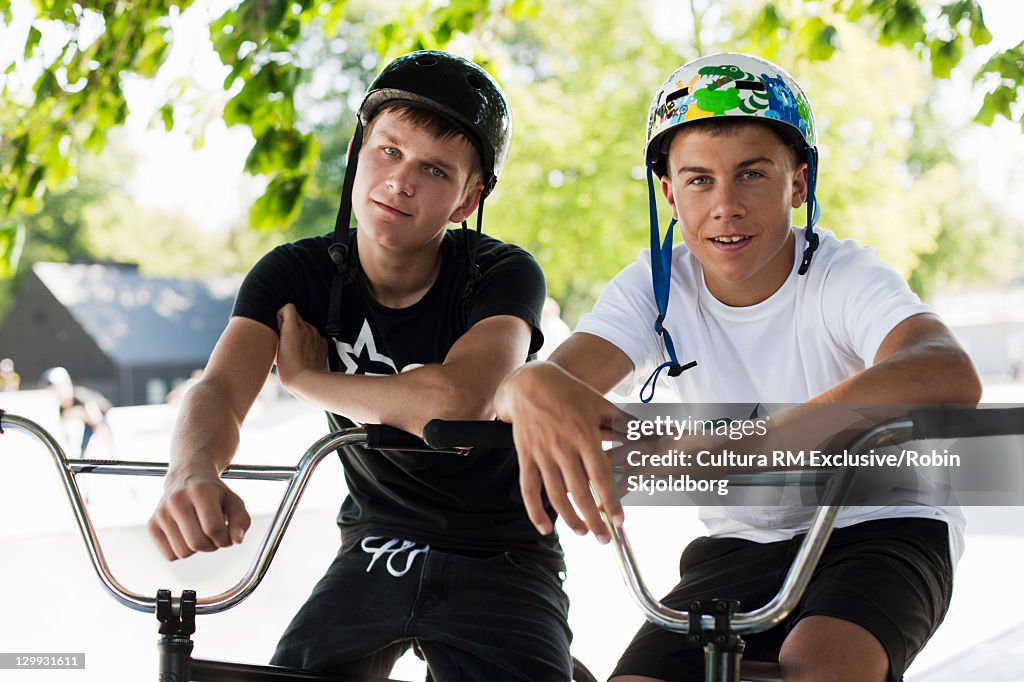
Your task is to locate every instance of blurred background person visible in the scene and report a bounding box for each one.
[537,297,571,360]
[41,366,116,457]
[0,358,20,391]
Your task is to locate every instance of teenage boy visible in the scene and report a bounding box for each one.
[494,53,980,682]
[148,51,571,681]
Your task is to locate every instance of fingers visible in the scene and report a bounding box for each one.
[516,421,618,543]
[222,490,252,545]
[519,460,555,535]
[276,303,297,331]
[148,480,249,561]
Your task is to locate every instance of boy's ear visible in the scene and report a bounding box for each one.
[450,184,484,223]
[791,163,809,209]
[660,173,680,220]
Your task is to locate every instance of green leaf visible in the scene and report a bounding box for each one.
[250,173,308,230]
[24,25,42,59]
[875,0,926,49]
[134,30,171,77]
[759,2,786,32]
[929,36,962,78]
[0,222,26,279]
[969,22,992,48]
[264,0,288,32]
[974,84,1016,125]
[160,103,174,132]
[322,2,347,34]
[509,0,540,21]
[798,17,839,61]
[33,70,59,106]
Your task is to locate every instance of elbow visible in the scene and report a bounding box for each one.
[945,349,983,406]
[429,380,495,424]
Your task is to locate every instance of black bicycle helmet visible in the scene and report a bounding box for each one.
[359,50,512,197]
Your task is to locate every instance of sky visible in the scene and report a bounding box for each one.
[0,0,1022,232]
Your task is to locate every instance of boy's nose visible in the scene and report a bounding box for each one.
[386,165,415,196]
[710,183,745,220]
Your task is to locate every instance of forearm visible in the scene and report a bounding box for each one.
[167,379,247,480]
[284,363,493,436]
[813,340,981,406]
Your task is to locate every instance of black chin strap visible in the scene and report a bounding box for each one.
[458,196,486,329]
[326,120,364,339]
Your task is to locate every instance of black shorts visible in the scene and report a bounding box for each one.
[271,543,572,681]
[612,517,953,682]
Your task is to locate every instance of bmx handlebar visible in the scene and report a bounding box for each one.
[3,406,1022,628]
[423,407,1024,635]
[0,412,457,614]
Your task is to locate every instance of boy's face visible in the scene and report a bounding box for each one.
[661,124,808,307]
[353,109,483,255]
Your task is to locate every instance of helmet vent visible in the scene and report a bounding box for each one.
[415,54,439,66]
[466,73,485,90]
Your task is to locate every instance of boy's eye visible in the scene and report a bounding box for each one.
[740,170,764,180]
[428,166,447,178]
[382,146,399,157]
[688,176,711,186]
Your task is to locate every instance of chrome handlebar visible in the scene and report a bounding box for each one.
[602,418,914,635]
[1,411,365,614]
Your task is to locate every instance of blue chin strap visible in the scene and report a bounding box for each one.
[639,166,697,403]
[798,146,821,275]
[638,146,821,404]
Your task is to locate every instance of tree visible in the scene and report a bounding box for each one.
[0,0,534,274]
[1,0,1019,306]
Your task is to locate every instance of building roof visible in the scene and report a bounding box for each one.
[32,262,242,367]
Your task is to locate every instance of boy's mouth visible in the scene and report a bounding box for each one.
[710,235,751,244]
[373,200,412,217]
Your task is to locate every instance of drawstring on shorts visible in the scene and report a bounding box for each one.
[360,536,431,577]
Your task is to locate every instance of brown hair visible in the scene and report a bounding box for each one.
[663,117,805,175]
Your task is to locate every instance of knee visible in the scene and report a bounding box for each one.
[778,615,888,682]
[778,636,888,682]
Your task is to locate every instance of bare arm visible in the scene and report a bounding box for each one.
[497,315,981,543]
[275,303,534,436]
[494,332,635,543]
[813,313,981,405]
[148,318,277,560]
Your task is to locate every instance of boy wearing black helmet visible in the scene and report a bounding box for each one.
[148,51,570,681]
[494,53,980,681]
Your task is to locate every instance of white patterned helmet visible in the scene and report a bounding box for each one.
[645,52,816,178]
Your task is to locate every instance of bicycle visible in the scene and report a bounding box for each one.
[0,409,599,682]
[420,405,1024,682]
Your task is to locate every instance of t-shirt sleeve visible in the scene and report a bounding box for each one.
[821,244,933,366]
[231,244,316,334]
[466,244,547,355]
[575,256,662,380]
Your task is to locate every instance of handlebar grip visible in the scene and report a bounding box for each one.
[364,424,436,452]
[422,420,514,450]
[910,406,1024,440]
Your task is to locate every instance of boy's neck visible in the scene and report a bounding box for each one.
[356,230,445,309]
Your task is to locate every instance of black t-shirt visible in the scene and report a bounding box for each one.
[232,229,563,571]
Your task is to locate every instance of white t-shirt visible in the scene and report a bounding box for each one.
[577,227,965,559]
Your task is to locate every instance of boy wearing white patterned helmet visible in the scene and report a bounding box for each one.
[494,52,979,682]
